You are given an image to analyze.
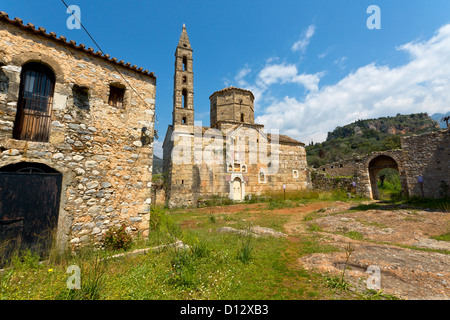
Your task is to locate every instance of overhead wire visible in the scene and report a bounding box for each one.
[60,0,155,215]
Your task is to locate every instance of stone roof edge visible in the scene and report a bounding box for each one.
[209,86,255,100]
[0,11,156,79]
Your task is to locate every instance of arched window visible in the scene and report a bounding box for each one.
[182,56,188,71]
[258,170,266,184]
[182,89,188,108]
[13,62,55,142]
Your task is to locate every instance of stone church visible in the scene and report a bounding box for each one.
[163,25,309,208]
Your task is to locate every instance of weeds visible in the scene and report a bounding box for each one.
[323,243,355,292]
[55,255,107,300]
[236,232,253,264]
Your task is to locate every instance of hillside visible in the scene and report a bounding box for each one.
[306,112,441,168]
[152,154,164,174]
[431,111,450,128]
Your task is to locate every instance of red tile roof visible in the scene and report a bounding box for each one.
[0,11,156,79]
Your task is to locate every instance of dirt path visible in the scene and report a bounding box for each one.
[278,201,450,300]
[191,200,449,299]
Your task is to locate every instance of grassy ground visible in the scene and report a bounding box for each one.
[1,190,446,300]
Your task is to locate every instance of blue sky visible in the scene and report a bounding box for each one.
[2,1,450,156]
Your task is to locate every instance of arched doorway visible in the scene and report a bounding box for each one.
[0,162,62,267]
[232,177,242,201]
[368,155,399,200]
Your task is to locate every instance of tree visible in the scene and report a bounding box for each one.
[442,116,450,128]
[382,135,401,150]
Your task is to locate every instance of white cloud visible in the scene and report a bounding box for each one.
[153,139,163,158]
[257,63,298,86]
[256,24,450,144]
[291,25,315,53]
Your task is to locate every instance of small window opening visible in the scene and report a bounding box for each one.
[293,170,299,179]
[242,165,247,173]
[108,85,125,108]
[182,56,187,71]
[241,113,244,122]
[182,76,187,83]
[182,89,188,108]
[259,171,266,184]
[73,85,90,110]
[181,180,184,185]
[182,117,187,124]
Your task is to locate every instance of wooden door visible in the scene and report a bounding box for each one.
[0,167,62,267]
[233,178,242,201]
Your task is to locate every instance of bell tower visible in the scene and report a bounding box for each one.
[173,24,194,129]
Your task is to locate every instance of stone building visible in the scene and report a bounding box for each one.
[0,12,156,261]
[163,26,309,208]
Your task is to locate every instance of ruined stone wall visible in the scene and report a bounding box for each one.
[317,158,361,177]
[401,130,449,198]
[0,19,156,250]
[314,150,406,199]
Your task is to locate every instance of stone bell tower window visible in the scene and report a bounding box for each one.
[182,89,188,108]
[182,56,188,71]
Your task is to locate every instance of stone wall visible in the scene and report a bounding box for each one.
[314,130,449,200]
[0,16,156,251]
[163,123,309,207]
[210,87,255,127]
[314,150,406,199]
[401,130,449,198]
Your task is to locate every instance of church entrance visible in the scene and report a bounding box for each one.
[232,177,242,201]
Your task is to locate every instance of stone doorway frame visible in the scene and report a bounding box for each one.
[366,154,408,200]
[229,173,245,201]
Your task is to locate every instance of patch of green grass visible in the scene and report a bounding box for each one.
[403,197,450,211]
[360,289,401,300]
[307,223,322,232]
[350,203,381,211]
[431,232,450,242]
[297,235,340,256]
[342,231,364,240]
[356,219,388,229]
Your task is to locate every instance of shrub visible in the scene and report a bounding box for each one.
[150,206,164,231]
[236,234,253,264]
[104,225,132,251]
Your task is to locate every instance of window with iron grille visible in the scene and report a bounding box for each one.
[13,62,55,142]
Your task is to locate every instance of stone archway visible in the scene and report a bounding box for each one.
[368,155,399,200]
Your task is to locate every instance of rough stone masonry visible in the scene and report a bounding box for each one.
[0,12,156,252]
